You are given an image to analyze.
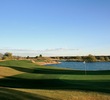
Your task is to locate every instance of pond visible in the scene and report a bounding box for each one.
[46,61,110,71]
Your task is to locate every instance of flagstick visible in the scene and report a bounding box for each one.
[85,62,86,75]
[83,61,86,75]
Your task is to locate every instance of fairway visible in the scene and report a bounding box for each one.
[0,60,110,100]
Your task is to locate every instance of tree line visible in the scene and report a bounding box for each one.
[51,54,110,62]
[0,52,43,60]
[83,54,110,62]
[0,52,110,62]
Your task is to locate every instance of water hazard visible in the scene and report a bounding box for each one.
[46,61,110,71]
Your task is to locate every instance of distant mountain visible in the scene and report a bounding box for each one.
[0,53,3,58]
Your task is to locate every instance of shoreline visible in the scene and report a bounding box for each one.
[31,60,61,65]
[35,62,61,66]
[43,62,61,65]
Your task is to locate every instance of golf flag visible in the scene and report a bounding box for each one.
[83,61,86,64]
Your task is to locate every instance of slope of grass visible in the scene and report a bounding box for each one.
[15,89,110,100]
[0,66,23,78]
[0,60,110,100]
[0,87,55,100]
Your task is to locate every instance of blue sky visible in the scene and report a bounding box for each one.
[0,0,110,56]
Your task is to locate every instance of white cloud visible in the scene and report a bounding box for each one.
[0,48,79,56]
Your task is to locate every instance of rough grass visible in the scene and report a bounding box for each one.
[15,89,110,100]
[0,66,23,78]
[0,60,110,100]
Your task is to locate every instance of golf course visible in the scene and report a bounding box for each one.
[0,60,110,100]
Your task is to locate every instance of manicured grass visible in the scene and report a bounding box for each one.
[0,60,110,100]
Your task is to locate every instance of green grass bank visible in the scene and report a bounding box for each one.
[0,60,110,100]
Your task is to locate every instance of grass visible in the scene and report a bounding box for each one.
[0,60,110,100]
[0,66,23,78]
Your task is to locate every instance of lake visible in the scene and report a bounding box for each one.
[46,61,110,71]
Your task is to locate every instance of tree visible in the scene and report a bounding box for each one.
[84,54,97,62]
[2,56,8,60]
[4,52,12,57]
[26,56,30,59]
[39,54,42,57]
[99,56,105,61]
[76,56,82,61]
[105,56,110,61]
[2,52,13,60]
[35,56,38,59]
